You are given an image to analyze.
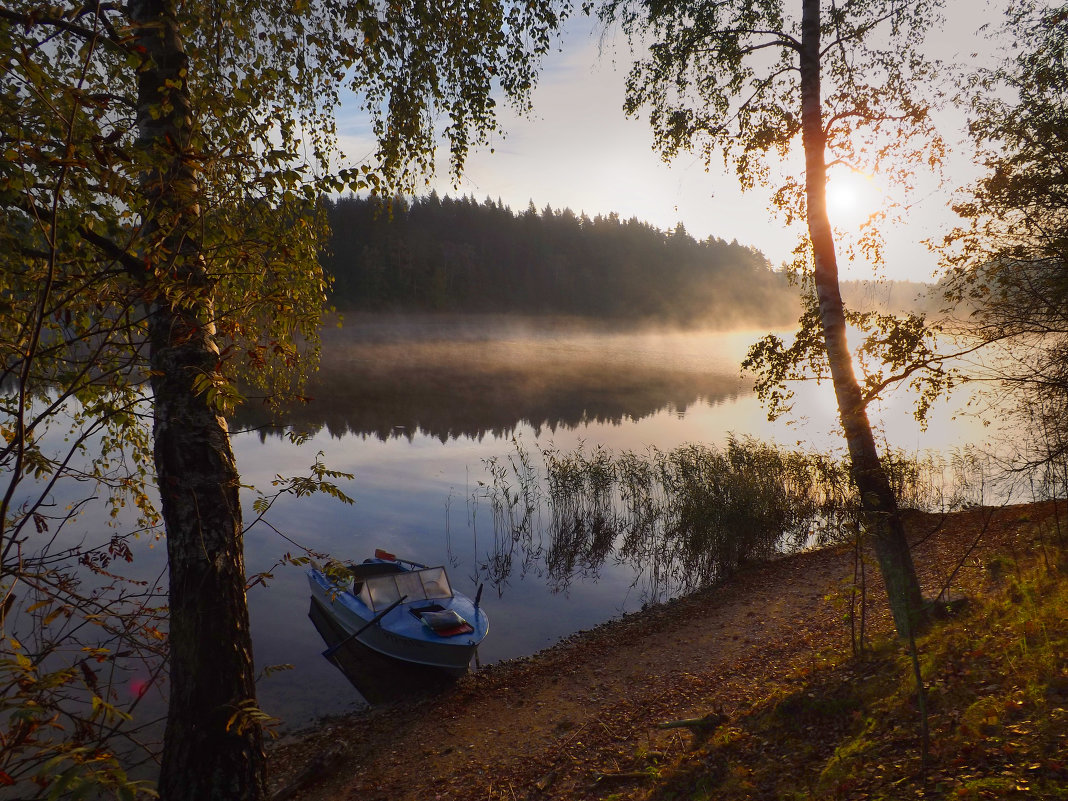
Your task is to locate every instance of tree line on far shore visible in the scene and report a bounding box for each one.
[322,193,800,326]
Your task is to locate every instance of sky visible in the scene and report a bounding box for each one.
[337,1,1008,284]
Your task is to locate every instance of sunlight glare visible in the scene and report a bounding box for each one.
[828,182,857,212]
[826,171,880,229]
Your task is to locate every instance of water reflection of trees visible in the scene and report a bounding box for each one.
[233,326,750,441]
[472,438,973,603]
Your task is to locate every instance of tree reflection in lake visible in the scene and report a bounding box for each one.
[5,318,1013,739]
[226,317,1004,730]
[234,316,753,442]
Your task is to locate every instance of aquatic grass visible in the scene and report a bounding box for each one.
[475,436,963,600]
[475,438,1017,623]
[656,439,808,587]
[543,444,618,589]
[478,438,544,587]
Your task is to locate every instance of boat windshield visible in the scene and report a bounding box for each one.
[357,567,453,611]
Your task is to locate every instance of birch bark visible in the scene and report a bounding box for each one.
[131,1,265,797]
[799,0,926,637]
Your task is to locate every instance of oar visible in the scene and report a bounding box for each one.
[374,548,428,569]
[321,594,408,658]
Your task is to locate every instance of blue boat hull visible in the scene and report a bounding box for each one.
[308,565,488,673]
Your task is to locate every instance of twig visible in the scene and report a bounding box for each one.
[593,770,653,782]
[657,710,727,731]
[936,504,1001,602]
[906,624,930,784]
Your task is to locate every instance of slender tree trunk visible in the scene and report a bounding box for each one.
[132,1,266,798]
[798,0,925,637]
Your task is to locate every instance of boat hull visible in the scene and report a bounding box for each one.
[308,567,488,673]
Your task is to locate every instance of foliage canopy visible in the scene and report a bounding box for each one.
[940,1,1068,470]
[599,0,952,636]
[598,0,955,422]
[1,0,572,796]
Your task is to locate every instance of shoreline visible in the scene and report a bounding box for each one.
[267,503,1049,801]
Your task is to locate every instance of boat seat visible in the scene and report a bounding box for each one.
[410,603,447,617]
[349,561,405,578]
[413,607,474,637]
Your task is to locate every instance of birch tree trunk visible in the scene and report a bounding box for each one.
[799,0,926,637]
[131,1,265,797]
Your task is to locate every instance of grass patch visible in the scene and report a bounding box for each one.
[642,537,1068,800]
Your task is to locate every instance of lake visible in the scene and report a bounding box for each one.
[7,315,1006,742]
[225,315,1000,730]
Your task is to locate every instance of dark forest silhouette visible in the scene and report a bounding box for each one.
[323,194,799,325]
[289,196,936,442]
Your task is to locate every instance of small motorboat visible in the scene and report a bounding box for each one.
[308,550,488,673]
[307,599,458,705]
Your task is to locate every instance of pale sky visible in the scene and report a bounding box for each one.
[337,2,1007,283]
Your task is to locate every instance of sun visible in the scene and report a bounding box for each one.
[826,171,880,228]
[827,181,858,213]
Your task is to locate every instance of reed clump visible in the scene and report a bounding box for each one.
[479,436,952,599]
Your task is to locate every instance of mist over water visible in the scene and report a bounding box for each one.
[237,315,762,442]
[230,314,1004,728]
[2,312,1018,772]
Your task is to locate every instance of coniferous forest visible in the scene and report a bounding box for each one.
[322,193,800,325]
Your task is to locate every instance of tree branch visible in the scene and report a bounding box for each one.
[78,226,146,276]
[693,38,795,59]
[0,5,125,51]
[858,339,989,407]
[819,0,926,59]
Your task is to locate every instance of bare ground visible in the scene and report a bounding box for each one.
[266,504,1049,801]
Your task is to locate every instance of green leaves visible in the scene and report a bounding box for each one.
[225,699,282,739]
[936,1,1068,473]
[265,453,355,505]
[603,0,947,247]
[36,749,157,801]
[3,0,572,794]
[742,286,958,426]
[191,369,245,417]
[348,0,570,190]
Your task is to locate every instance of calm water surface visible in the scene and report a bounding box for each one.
[229,318,997,729]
